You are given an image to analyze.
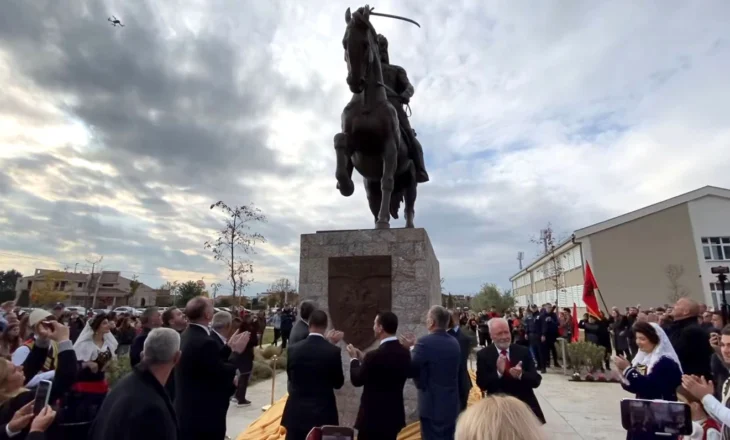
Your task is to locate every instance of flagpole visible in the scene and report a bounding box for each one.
[595,287,610,316]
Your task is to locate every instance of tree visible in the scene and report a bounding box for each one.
[30,271,68,307]
[216,297,233,307]
[126,274,142,306]
[665,264,690,302]
[204,201,266,305]
[532,224,565,307]
[471,283,515,314]
[266,278,297,306]
[0,270,22,302]
[175,281,204,307]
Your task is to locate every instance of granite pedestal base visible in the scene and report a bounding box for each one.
[298,228,441,427]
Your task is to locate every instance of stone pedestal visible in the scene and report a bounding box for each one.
[298,228,441,428]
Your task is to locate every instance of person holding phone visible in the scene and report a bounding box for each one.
[1,401,58,440]
[0,320,76,440]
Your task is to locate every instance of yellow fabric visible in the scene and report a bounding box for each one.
[237,370,482,440]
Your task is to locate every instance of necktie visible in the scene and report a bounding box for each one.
[500,349,511,371]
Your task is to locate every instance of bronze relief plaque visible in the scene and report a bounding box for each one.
[328,256,392,350]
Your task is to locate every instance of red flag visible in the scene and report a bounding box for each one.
[572,303,580,342]
[583,261,602,318]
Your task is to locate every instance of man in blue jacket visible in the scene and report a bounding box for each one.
[401,305,460,440]
[525,305,545,373]
[540,304,561,370]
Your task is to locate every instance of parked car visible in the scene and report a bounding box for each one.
[65,306,87,315]
[113,306,137,316]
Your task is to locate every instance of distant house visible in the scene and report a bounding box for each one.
[15,269,169,308]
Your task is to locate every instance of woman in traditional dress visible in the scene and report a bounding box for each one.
[614,321,683,440]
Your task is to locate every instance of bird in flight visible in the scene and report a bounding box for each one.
[107,16,124,27]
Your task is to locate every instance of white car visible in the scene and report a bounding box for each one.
[113,306,136,316]
[65,306,87,315]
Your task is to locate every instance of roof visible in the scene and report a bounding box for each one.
[509,185,730,283]
[574,185,730,239]
[509,237,577,281]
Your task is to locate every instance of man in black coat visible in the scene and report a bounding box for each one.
[476,317,545,424]
[89,328,181,440]
[288,300,315,346]
[346,312,411,440]
[448,310,474,411]
[130,307,161,367]
[174,297,250,440]
[281,310,344,440]
[669,298,713,379]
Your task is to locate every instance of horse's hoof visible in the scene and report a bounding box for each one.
[375,221,390,230]
[336,179,354,197]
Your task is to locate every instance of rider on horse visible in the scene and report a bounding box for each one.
[376,34,430,183]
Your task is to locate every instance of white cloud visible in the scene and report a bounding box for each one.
[0,0,729,295]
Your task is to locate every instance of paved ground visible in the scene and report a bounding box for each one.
[226,372,288,438]
[226,370,628,439]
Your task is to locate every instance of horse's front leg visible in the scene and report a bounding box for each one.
[376,137,397,229]
[405,165,417,228]
[334,133,354,197]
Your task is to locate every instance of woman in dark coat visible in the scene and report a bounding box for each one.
[614,321,682,440]
[231,316,258,406]
[610,309,630,357]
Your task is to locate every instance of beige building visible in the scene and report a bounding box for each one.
[510,186,730,312]
[15,268,169,308]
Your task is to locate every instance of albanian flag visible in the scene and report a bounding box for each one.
[583,261,602,318]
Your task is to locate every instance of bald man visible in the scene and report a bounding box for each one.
[668,298,713,379]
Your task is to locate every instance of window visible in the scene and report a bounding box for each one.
[77,282,84,288]
[701,237,730,261]
[710,282,729,309]
[101,283,114,287]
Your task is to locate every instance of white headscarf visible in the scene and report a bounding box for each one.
[73,320,118,362]
[631,322,682,374]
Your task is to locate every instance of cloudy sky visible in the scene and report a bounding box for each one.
[1,0,729,296]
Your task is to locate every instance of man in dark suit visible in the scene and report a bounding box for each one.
[281,310,344,440]
[130,307,161,367]
[401,305,461,440]
[288,300,315,346]
[448,309,474,411]
[346,312,411,440]
[476,317,545,424]
[174,297,250,440]
[89,328,181,440]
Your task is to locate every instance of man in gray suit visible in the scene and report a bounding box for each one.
[400,305,461,440]
[289,301,316,346]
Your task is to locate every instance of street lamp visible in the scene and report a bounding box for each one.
[712,266,729,326]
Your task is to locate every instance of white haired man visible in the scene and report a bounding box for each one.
[89,328,182,440]
[476,317,545,424]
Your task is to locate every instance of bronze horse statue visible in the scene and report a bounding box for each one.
[334,6,419,229]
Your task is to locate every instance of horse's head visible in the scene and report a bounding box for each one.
[343,6,377,94]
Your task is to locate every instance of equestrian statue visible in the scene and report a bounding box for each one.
[334,5,428,229]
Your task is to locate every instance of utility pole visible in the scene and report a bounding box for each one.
[74,263,79,273]
[85,255,103,309]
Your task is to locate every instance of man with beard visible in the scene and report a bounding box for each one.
[162,307,188,333]
[476,317,545,423]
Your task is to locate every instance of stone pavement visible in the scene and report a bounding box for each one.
[537,372,628,439]
[226,370,629,439]
[226,372,288,439]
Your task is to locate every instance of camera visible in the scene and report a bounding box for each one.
[711,266,730,275]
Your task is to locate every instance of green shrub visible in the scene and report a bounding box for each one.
[565,341,607,373]
[251,361,273,381]
[107,355,132,388]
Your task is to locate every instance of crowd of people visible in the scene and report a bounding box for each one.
[2,292,729,440]
[0,298,269,440]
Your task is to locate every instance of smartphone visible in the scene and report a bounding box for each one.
[320,426,354,440]
[33,380,53,415]
[620,398,691,436]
